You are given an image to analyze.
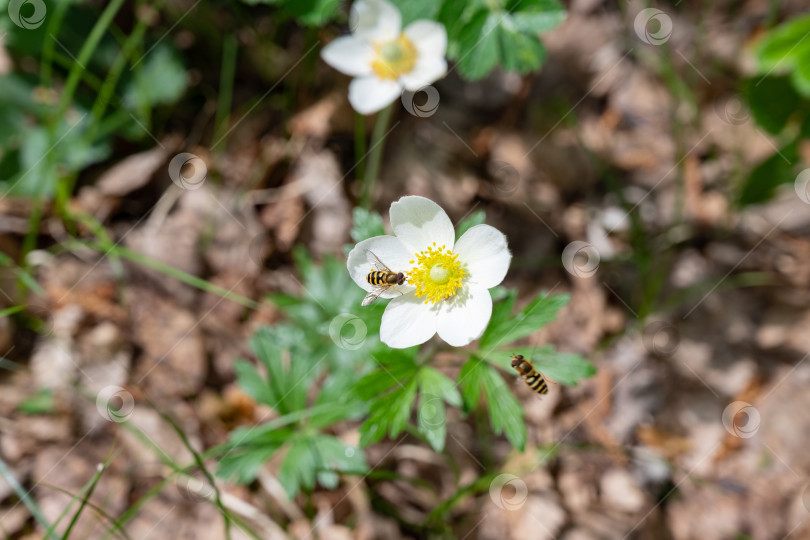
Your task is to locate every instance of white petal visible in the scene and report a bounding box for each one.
[400,58,447,91]
[400,21,447,90]
[380,293,438,348]
[404,20,447,58]
[350,0,401,41]
[454,224,511,289]
[347,235,414,297]
[349,77,402,115]
[436,286,492,347]
[389,195,455,253]
[321,36,373,77]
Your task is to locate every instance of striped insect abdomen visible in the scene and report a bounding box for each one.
[525,373,548,394]
[367,271,386,285]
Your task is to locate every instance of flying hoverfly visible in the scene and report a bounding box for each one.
[510,354,549,395]
[362,250,407,306]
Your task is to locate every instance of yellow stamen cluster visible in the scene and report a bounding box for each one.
[408,242,466,304]
[371,34,417,80]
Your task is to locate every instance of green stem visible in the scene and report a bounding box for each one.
[354,112,367,181]
[213,35,238,151]
[361,104,394,209]
[53,0,127,123]
[86,0,158,142]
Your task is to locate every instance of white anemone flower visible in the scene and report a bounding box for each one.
[321,0,448,115]
[347,196,512,348]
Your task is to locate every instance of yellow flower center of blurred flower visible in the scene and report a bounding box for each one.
[408,243,466,304]
[371,34,417,80]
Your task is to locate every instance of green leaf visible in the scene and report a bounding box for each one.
[359,378,419,446]
[479,291,569,350]
[124,45,188,110]
[248,325,318,414]
[456,10,500,80]
[458,357,486,412]
[17,389,54,415]
[455,210,486,241]
[738,140,799,206]
[510,0,566,33]
[437,0,476,44]
[498,16,547,74]
[217,427,291,484]
[234,359,276,407]
[791,56,810,97]
[388,0,439,25]
[350,207,386,243]
[458,358,525,449]
[355,359,419,401]
[743,76,801,135]
[507,346,596,386]
[755,14,810,72]
[481,363,526,450]
[453,0,565,80]
[278,436,318,497]
[417,367,462,451]
[278,434,368,498]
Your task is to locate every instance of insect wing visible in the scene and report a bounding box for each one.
[366,250,393,273]
[361,285,388,306]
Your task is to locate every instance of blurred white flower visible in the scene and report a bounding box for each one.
[347,196,511,348]
[321,0,447,115]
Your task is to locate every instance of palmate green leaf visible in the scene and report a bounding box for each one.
[217,427,291,484]
[479,291,569,350]
[234,359,276,407]
[248,325,318,414]
[755,14,810,72]
[124,45,188,110]
[454,0,565,80]
[437,0,475,48]
[506,346,596,386]
[359,378,419,447]
[350,207,386,243]
[388,0,439,26]
[743,76,802,135]
[738,140,799,206]
[498,16,547,74]
[458,358,526,450]
[278,434,368,498]
[509,0,566,33]
[791,57,810,97]
[417,367,462,451]
[456,10,500,80]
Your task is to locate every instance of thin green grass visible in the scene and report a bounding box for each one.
[0,456,57,538]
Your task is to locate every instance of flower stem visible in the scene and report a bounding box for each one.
[361,103,394,209]
[354,112,367,181]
